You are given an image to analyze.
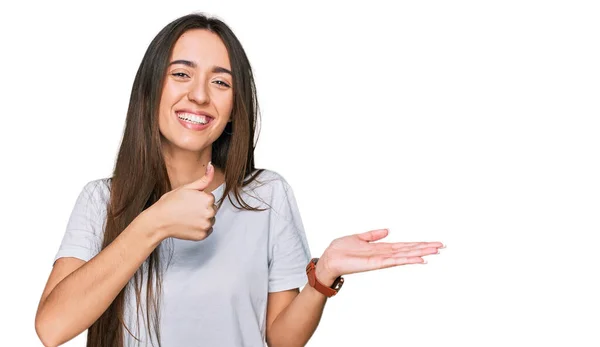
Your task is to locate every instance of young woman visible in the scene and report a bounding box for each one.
[35,13,444,347]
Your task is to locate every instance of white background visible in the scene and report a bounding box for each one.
[0,0,598,346]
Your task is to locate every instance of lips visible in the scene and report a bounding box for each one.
[177,111,211,125]
[175,110,214,131]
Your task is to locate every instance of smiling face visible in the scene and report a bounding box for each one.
[158,29,234,155]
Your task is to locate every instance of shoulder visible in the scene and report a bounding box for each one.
[241,169,302,217]
[244,169,294,198]
[76,178,111,209]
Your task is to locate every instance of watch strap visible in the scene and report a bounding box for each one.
[306,258,344,297]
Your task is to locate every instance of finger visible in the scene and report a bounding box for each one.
[354,244,441,258]
[392,247,439,258]
[183,161,215,191]
[364,255,425,271]
[365,242,397,252]
[381,256,426,268]
[392,241,445,250]
[390,242,428,248]
[206,202,218,212]
[356,228,389,242]
[368,241,443,251]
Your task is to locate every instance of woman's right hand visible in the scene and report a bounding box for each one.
[148,161,218,242]
[35,163,219,346]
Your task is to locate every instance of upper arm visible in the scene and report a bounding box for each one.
[264,176,310,341]
[53,181,106,263]
[266,289,300,342]
[38,180,105,313]
[267,180,311,293]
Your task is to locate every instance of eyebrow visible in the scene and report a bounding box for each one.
[169,60,232,75]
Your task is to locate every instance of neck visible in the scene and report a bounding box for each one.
[162,145,225,192]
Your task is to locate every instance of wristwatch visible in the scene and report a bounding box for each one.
[305,258,344,297]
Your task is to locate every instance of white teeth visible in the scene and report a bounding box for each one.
[177,112,209,124]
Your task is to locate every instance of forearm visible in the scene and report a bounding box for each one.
[36,210,163,346]
[267,283,328,347]
[268,261,340,347]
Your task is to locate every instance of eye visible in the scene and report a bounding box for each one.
[171,72,190,79]
[213,80,231,88]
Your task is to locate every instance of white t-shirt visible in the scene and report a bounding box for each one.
[54,169,312,347]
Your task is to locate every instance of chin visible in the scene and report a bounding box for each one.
[179,141,212,153]
[162,136,211,153]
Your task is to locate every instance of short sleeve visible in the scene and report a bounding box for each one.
[54,180,106,264]
[268,180,312,292]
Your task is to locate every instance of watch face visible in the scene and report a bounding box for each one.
[306,258,317,272]
[332,277,344,291]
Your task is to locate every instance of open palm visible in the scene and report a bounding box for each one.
[317,229,444,282]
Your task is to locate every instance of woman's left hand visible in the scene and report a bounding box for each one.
[315,229,444,285]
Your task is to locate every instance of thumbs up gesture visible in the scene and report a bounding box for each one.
[148,161,218,242]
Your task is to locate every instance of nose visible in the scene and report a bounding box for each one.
[188,77,210,105]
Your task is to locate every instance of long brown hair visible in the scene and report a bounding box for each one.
[87,13,266,347]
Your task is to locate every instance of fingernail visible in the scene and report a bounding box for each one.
[421,259,427,264]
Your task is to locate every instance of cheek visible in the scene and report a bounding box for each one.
[157,99,170,134]
[160,83,179,109]
[215,91,234,116]
[158,83,182,126]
